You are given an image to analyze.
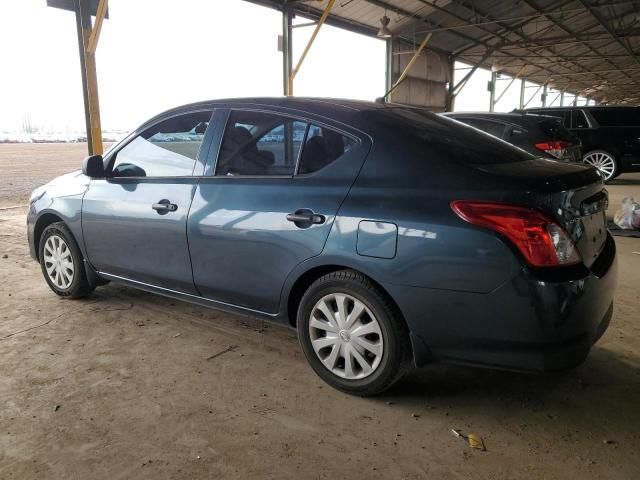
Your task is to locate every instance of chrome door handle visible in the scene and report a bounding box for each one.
[152,199,178,214]
[286,209,325,226]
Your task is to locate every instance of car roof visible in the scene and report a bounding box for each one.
[158,97,386,116]
[444,111,558,121]
[137,97,448,134]
[524,105,640,110]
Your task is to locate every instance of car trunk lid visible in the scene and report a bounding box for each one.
[473,159,607,268]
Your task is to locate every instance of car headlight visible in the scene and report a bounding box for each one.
[29,187,46,204]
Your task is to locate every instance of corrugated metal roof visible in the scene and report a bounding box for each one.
[247,0,640,104]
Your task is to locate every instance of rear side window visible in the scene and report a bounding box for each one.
[111,110,212,177]
[298,125,356,174]
[538,110,570,128]
[589,108,640,126]
[571,110,590,129]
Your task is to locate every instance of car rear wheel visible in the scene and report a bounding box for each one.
[39,222,94,299]
[583,150,618,182]
[297,270,411,396]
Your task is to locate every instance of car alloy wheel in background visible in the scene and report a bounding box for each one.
[583,150,617,182]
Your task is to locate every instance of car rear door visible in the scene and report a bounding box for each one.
[82,109,216,294]
[187,108,370,314]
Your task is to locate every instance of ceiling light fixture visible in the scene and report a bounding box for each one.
[377,15,393,38]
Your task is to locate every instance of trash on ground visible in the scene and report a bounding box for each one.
[451,428,486,451]
[206,344,239,361]
[613,196,640,230]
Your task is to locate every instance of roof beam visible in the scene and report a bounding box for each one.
[428,0,615,97]
[359,0,560,80]
[575,0,640,66]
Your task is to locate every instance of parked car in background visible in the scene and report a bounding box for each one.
[442,111,582,162]
[522,106,640,182]
[27,98,616,396]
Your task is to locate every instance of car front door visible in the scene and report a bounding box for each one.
[82,109,216,294]
[187,109,370,314]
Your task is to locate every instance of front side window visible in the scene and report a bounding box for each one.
[216,111,305,176]
[111,110,212,177]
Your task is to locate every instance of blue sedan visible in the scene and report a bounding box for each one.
[27,98,616,395]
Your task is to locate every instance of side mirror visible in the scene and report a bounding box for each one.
[82,155,105,178]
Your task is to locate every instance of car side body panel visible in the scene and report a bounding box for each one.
[187,106,372,314]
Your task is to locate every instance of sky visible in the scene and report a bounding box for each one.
[0,0,586,135]
[0,0,387,133]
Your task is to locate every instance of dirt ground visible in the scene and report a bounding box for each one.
[0,143,639,479]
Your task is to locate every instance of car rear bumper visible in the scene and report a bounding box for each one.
[387,233,617,372]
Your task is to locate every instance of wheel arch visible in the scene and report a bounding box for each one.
[285,264,411,344]
[286,264,432,369]
[33,213,66,261]
[583,147,618,159]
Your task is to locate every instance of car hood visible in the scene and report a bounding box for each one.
[30,170,90,202]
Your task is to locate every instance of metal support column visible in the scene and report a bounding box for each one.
[282,7,293,96]
[446,55,455,111]
[288,0,336,96]
[542,83,548,107]
[519,78,525,109]
[74,0,105,155]
[385,38,393,96]
[560,90,565,106]
[488,71,497,112]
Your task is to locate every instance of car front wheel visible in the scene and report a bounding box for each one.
[583,150,618,182]
[297,270,411,396]
[39,222,94,299]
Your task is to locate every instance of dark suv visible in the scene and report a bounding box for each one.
[443,112,582,163]
[523,106,640,181]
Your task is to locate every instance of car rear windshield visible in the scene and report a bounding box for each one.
[537,118,574,141]
[381,107,534,164]
[589,108,640,126]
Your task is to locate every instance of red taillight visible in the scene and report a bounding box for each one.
[534,140,569,159]
[451,201,582,268]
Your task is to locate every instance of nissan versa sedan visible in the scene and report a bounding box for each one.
[27,98,617,396]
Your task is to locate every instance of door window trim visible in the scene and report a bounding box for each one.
[103,108,216,180]
[205,107,361,179]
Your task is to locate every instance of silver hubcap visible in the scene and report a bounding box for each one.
[584,152,615,181]
[43,235,74,289]
[309,293,383,380]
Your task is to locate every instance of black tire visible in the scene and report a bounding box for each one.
[39,222,94,299]
[297,269,411,396]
